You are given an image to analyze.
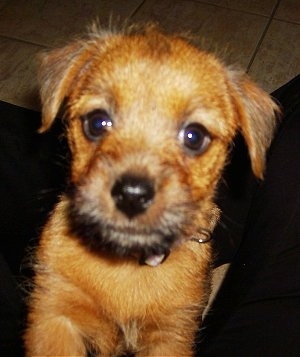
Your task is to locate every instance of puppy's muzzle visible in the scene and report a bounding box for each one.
[111,174,155,219]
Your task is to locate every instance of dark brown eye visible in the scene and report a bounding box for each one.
[81,109,113,141]
[179,123,211,155]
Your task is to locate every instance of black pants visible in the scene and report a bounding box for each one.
[196,75,300,356]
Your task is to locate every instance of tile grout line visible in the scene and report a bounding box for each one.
[194,0,273,18]
[129,0,147,19]
[246,0,282,73]
[0,33,49,49]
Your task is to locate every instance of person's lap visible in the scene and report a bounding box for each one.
[196,75,300,356]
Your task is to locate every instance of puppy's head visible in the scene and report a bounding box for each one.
[39,25,279,260]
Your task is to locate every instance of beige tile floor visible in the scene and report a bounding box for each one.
[0,1,299,302]
[0,0,299,110]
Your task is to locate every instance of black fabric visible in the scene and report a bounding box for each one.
[211,133,257,267]
[0,252,24,356]
[0,102,67,355]
[0,102,67,275]
[196,74,300,356]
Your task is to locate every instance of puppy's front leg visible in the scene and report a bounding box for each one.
[139,311,199,356]
[25,282,121,356]
[139,332,195,357]
[25,313,86,357]
[138,342,193,357]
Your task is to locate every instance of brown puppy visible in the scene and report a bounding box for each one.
[24,24,278,356]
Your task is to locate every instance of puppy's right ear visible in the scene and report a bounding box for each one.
[227,70,280,179]
[38,41,88,132]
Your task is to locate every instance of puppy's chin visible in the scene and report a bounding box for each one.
[66,198,178,260]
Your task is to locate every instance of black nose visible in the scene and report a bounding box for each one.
[111,175,155,218]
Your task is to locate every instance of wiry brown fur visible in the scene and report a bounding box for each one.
[24,24,279,356]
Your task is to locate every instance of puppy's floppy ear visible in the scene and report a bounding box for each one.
[228,70,280,179]
[38,40,90,132]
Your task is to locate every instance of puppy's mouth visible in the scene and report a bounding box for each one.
[66,190,184,263]
[67,205,178,262]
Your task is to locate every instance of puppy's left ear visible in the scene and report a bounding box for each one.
[228,70,280,179]
[38,40,91,133]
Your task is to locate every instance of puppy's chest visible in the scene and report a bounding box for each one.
[54,252,199,321]
[79,262,172,317]
[52,253,162,312]
[43,221,209,322]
